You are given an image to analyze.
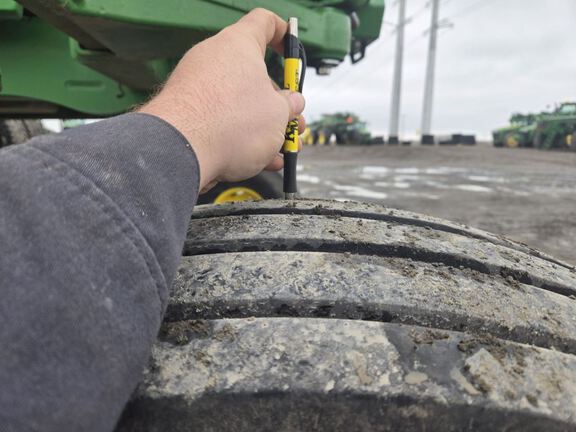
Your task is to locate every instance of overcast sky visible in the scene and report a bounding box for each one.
[305,0,576,139]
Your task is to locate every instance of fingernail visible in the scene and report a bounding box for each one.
[289,92,305,115]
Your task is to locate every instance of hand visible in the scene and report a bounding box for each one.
[139,8,306,191]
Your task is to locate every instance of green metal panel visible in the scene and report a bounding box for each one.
[0,0,22,20]
[2,0,385,116]
[19,0,351,62]
[354,0,385,40]
[71,41,177,91]
[0,19,146,116]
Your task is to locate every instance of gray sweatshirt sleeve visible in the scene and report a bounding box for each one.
[0,113,199,432]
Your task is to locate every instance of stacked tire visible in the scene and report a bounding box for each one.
[117,199,576,431]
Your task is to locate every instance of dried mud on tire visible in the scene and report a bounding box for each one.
[117,199,576,431]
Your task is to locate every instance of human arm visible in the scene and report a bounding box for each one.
[0,8,304,432]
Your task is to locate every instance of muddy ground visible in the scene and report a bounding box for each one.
[297,144,576,265]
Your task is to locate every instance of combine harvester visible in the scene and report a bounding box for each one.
[2,1,576,430]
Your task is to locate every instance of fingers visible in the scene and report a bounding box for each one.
[273,77,306,130]
[234,8,288,56]
[272,82,306,132]
[200,180,218,195]
[266,114,305,170]
[273,72,306,126]
[278,89,306,121]
[298,115,306,134]
[265,154,284,171]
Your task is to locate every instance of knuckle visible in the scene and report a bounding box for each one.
[251,8,276,25]
[251,7,270,18]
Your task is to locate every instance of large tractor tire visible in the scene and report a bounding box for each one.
[492,133,504,148]
[569,132,576,152]
[532,132,543,149]
[0,119,45,148]
[117,199,576,431]
[504,133,520,148]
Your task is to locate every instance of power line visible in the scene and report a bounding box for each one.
[406,2,429,23]
[307,26,427,102]
[308,0,497,109]
[309,1,430,99]
[444,0,497,20]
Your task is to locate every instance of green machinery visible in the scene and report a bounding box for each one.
[493,102,576,150]
[492,113,537,148]
[533,102,576,150]
[307,112,373,145]
[0,0,384,118]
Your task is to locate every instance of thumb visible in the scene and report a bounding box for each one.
[279,90,306,120]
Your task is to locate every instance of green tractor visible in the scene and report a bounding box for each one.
[309,112,372,145]
[492,113,537,148]
[0,0,385,201]
[532,102,576,150]
[493,102,576,150]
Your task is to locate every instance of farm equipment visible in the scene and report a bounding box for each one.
[0,0,384,118]
[492,113,536,148]
[3,3,576,430]
[493,102,576,150]
[533,102,576,150]
[308,112,373,145]
[0,0,384,202]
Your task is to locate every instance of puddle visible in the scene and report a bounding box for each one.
[333,185,360,191]
[333,184,388,200]
[467,175,492,182]
[393,182,411,189]
[298,174,321,184]
[424,167,468,175]
[394,175,421,182]
[359,173,378,180]
[347,188,389,199]
[422,180,451,189]
[467,175,508,183]
[455,184,493,193]
[362,166,391,175]
[395,168,420,174]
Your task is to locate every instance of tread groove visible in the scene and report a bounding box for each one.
[164,301,576,355]
[121,318,576,431]
[182,239,576,299]
[191,202,574,271]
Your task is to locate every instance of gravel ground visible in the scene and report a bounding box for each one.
[297,144,576,265]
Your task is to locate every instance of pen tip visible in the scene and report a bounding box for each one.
[288,17,298,38]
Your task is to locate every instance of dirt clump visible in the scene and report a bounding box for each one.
[159,320,211,345]
[410,329,449,345]
[213,323,237,341]
[458,334,507,363]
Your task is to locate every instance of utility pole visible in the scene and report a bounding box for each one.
[420,0,440,145]
[388,0,407,145]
